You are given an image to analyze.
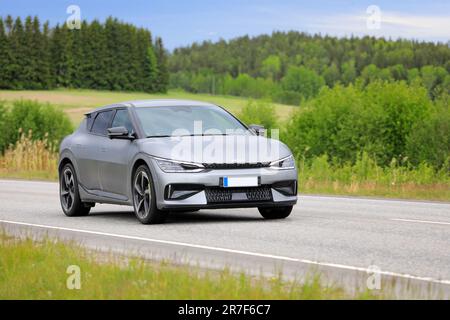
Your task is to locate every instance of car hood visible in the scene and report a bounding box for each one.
[138,135,292,164]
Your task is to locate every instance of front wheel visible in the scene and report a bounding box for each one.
[59,163,91,217]
[132,165,167,224]
[258,206,293,219]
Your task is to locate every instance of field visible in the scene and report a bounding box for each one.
[0,89,297,125]
[0,231,378,299]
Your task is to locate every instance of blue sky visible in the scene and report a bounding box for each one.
[1,0,449,50]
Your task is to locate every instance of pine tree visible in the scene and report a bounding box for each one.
[0,18,9,88]
[39,21,53,88]
[154,37,169,93]
[143,44,158,93]
[2,16,15,89]
[23,16,37,88]
[1,15,170,92]
[82,20,107,89]
[104,17,121,90]
[51,24,73,87]
[10,17,26,89]
[70,21,84,88]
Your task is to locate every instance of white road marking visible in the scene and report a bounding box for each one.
[1,219,450,286]
[391,218,450,226]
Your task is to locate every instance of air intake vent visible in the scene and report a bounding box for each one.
[205,187,272,203]
[203,162,270,170]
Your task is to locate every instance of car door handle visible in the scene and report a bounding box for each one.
[100,147,108,152]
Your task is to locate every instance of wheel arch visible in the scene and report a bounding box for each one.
[58,150,79,176]
[128,155,155,201]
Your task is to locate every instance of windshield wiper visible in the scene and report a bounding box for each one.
[146,135,172,138]
[146,133,240,138]
[178,133,231,137]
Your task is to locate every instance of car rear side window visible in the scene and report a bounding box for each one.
[91,110,114,135]
[112,109,134,133]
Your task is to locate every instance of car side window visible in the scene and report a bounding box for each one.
[91,110,114,135]
[112,109,134,133]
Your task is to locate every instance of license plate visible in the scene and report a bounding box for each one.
[222,176,258,187]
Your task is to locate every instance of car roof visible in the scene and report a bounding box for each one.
[85,99,219,115]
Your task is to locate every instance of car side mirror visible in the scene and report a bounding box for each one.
[107,126,134,140]
[248,124,266,136]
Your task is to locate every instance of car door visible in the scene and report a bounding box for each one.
[84,109,115,192]
[98,108,136,198]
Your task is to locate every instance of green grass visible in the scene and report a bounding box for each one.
[0,231,378,300]
[0,89,297,125]
[297,154,450,201]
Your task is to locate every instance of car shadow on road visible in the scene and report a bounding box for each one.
[89,210,262,224]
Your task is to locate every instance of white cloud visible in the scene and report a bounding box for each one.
[309,11,450,42]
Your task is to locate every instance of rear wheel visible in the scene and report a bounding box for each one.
[132,165,167,224]
[258,206,293,219]
[59,163,91,217]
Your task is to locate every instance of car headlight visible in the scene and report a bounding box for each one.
[154,157,205,173]
[270,155,295,170]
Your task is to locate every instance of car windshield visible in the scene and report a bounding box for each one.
[135,105,250,137]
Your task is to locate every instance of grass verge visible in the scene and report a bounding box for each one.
[0,231,378,299]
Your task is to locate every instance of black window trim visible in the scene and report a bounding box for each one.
[111,107,135,134]
[88,109,115,137]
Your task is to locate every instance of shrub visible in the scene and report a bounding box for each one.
[283,81,436,167]
[0,100,73,153]
[280,66,325,101]
[238,100,278,134]
[405,96,450,168]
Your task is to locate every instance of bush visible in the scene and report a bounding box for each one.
[283,81,436,167]
[0,100,73,153]
[280,66,325,101]
[405,96,450,168]
[238,100,278,134]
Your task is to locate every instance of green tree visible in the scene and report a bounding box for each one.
[9,17,27,89]
[51,24,73,87]
[421,65,448,99]
[261,55,281,80]
[142,45,158,93]
[281,66,325,101]
[341,59,357,85]
[322,63,340,87]
[0,18,9,88]
[238,100,278,133]
[154,37,169,93]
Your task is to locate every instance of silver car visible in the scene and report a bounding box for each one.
[58,100,297,224]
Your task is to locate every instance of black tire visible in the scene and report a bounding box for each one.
[258,206,293,219]
[59,163,91,217]
[132,165,167,224]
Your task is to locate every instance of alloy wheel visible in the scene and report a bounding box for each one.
[134,170,151,218]
[61,168,75,211]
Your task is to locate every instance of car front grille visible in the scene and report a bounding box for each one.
[202,162,270,170]
[205,186,272,203]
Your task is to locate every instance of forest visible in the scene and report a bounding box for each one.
[0,15,169,93]
[169,31,450,104]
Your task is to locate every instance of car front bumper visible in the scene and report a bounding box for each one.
[149,159,298,210]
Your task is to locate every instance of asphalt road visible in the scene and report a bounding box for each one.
[1,179,449,298]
